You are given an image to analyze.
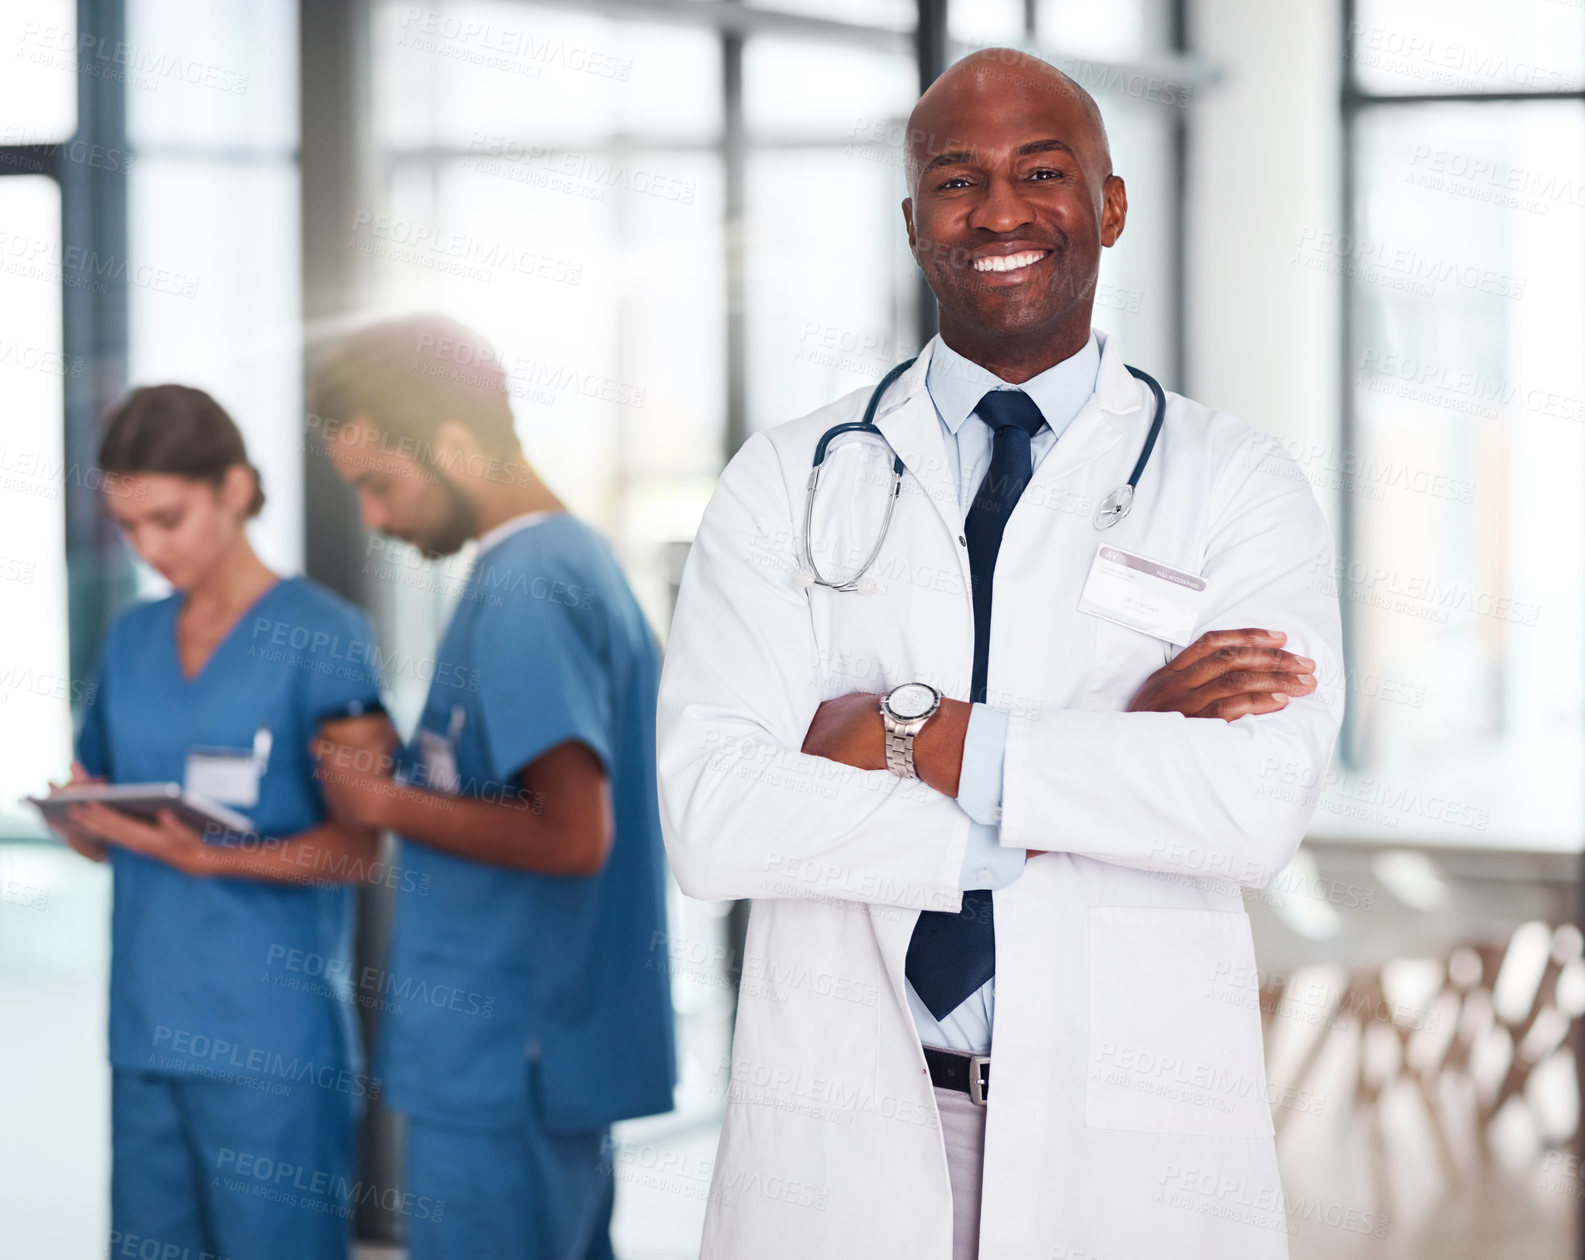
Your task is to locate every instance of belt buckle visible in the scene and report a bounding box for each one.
[968,1054,990,1106]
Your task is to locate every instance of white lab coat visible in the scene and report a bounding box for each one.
[656,331,1344,1260]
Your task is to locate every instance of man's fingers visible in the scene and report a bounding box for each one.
[1192,693,1292,721]
[1190,669,1317,705]
[1166,628,1286,673]
[1175,645,1315,689]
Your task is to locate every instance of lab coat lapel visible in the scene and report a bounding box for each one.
[871,342,966,550]
[1020,330,1144,502]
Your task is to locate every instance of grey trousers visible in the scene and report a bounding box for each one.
[934,1083,989,1260]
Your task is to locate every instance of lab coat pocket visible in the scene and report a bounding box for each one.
[1083,620,1174,711]
[1084,907,1274,1137]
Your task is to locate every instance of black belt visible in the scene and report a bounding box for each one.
[924,1046,990,1105]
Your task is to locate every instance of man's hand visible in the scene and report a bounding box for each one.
[800,693,888,773]
[800,692,971,797]
[311,738,399,830]
[1127,628,1315,720]
[311,711,401,830]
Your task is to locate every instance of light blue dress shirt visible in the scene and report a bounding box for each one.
[907,331,1102,1053]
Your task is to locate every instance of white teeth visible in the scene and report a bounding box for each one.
[973,250,1048,273]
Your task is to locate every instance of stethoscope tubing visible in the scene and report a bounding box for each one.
[803,356,1166,588]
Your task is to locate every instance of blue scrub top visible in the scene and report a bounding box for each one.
[78,576,384,1092]
[377,514,677,1134]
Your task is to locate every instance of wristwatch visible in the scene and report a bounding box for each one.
[880,682,942,779]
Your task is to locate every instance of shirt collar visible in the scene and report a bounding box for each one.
[924,330,1102,440]
[476,510,556,556]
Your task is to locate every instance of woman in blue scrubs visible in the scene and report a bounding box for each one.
[47,385,395,1260]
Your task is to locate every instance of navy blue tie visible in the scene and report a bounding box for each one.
[905,389,1047,1022]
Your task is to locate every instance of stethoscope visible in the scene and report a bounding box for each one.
[800,356,1168,592]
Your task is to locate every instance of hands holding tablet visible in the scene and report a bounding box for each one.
[48,764,112,864]
[45,764,219,876]
[39,710,403,882]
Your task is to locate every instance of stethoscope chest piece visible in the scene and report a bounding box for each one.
[1094,483,1134,530]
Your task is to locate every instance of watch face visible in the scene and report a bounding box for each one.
[887,683,938,720]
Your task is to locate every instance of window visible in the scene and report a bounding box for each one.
[124,0,304,576]
[0,0,77,838]
[1333,0,1585,847]
[0,176,72,839]
[361,5,1201,1213]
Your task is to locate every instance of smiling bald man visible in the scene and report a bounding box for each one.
[658,49,1342,1260]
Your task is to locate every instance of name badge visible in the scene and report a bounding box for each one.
[185,749,261,807]
[1077,545,1206,646]
[417,730,461,795]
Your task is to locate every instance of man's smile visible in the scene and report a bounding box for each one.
[971,248,1051,274]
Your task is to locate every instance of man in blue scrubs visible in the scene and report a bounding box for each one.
[309,314,676,1258]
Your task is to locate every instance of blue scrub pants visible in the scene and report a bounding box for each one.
[111,1069,356,1260]
[404,1113,615,1260]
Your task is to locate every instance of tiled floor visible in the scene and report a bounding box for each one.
[1,843,1575,1259]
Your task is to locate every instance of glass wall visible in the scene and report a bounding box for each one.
[0,0,76,840]
[1,2,1201,1251]
[1333,1,1585,848]
[124,0,304,576]
[359,7,1197,1246]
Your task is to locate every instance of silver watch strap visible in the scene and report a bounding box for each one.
[885,725,917,778]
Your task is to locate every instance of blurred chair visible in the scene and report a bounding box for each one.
[1263,923,1585,1201]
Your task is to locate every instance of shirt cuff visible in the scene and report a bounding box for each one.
[957,703,1008,826]
[959,821,1024,890]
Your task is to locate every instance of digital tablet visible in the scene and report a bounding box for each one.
[26,783,255,839]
